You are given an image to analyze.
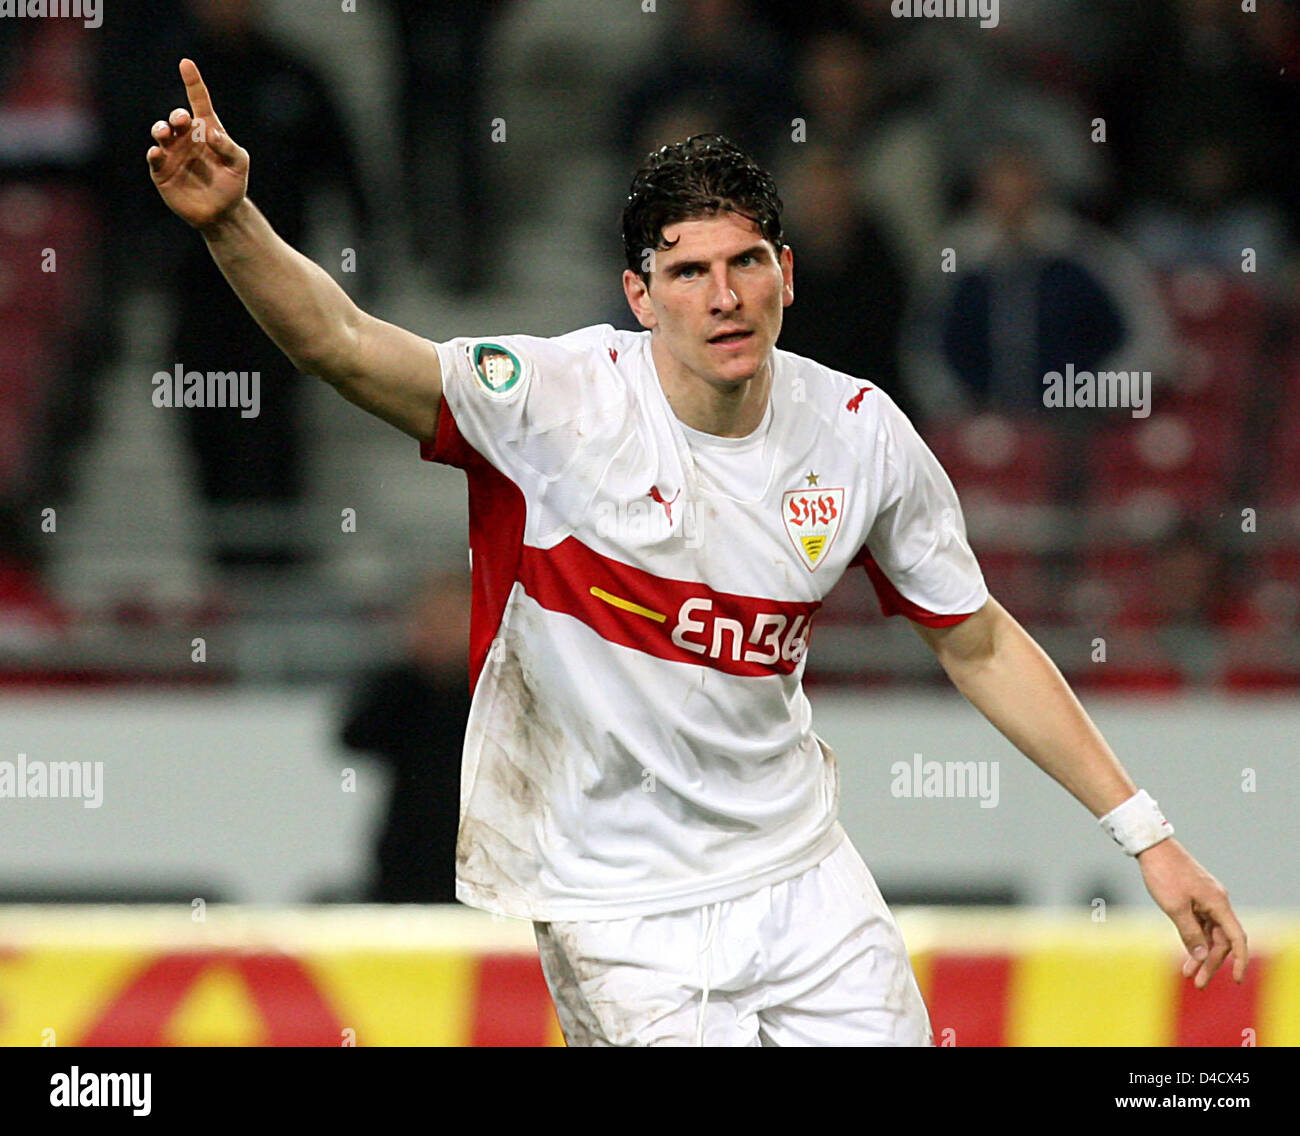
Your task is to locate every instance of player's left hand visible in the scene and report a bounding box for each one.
[1136,837,1248,989]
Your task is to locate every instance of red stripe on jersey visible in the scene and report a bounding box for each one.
[1172,953,1262,1046]
[472,954,555,1047]
[852,545,978,628]
[519,536,820,677]
[426,404,820,679]
[422,402,527,692]
[925,954,1012,1047]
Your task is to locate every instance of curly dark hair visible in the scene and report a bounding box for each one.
[621,134,785,283]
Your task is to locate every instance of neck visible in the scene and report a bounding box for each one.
[651,335,772,438]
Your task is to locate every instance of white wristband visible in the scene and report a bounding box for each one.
[1099,790,1174,856]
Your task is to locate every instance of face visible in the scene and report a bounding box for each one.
[623,211,794,390]
[979,150,1044,227]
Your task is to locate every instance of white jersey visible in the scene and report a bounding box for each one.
[423,324,987,920]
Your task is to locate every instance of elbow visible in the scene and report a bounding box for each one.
[925,599,1003,676]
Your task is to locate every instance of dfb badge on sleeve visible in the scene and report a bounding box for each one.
[468,342,528,400]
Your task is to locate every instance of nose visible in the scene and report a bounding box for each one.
[707,266,739,313]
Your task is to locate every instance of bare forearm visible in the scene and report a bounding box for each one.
[199,197,359,380]
[918,600,1247,987]
[935,603,1137,816]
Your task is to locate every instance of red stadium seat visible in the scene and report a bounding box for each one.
[1152,268,1262,431]
[1217,627,1300,691]
[1157,268,1265,348]
[1066,539,1221,629]
[924,414,1063,505]
[1163,339,1253,422]
[1219,549,1300,631]
[0,183,97,326]
[1063,628,1186,692]
[1263,377,1300,512]
[0,558,64,635]
[1066,550,1154,628]
[976,550,1056,625]
[1084,413,1237,516]
[0,317,52,495]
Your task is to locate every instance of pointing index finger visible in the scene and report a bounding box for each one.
[179,58,217,123]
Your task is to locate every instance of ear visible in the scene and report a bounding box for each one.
[623,268,658,330]
[780,244,794,308]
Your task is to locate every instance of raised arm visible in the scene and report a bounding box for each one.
[146,58,441,442]
[912,596,1248,990]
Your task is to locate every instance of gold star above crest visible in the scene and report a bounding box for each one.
[805,471,820,487]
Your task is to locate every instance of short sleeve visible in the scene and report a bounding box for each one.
[857,394,988,626]
[421,327,609,486]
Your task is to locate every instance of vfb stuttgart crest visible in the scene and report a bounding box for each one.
[782,487,844,570]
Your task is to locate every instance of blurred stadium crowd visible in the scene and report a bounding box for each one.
[1,0,1298,690]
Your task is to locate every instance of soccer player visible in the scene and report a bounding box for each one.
[147,59,1248,1047]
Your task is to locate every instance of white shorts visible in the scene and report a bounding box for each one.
[533,829,933,1047]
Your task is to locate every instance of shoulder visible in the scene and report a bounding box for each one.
[775,346,936,490]
[551,324,645,354]
[775,344,904,436]
[435,326,639,439]
[444,324,636,374]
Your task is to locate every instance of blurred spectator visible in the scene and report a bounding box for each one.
[792,30,879,151]
[1243,0,1300,241]
[95,0,194,301]
[901,139,1175,423]
[615,0,793,168]
[780,27,956,279]
[788,28,946,275]
[1151,522,1229,627]
[1124,137,1289,278]
[169,0,370,567]
[386,0,506,296]
[1065,519,1232,635]
[776,145,912,417]
[624,95,722,182]
[0,20,101,589]
[780,17,1106,271]
[1116,0,1298,239]
[942,51,1108,220]
[340,572,472,904]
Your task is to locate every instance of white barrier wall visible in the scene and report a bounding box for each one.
[0,690,1294,906]
[810,692,1296,908]
[0,691,389,904]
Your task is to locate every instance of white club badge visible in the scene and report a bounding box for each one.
[782,485,844,571]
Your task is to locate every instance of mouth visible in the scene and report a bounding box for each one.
[707,329,754,348]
